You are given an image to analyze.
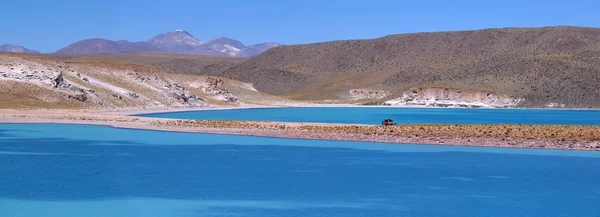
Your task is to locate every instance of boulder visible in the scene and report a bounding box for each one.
[200,77,239,103]
[52,73,64,88]
[68,94,88,102]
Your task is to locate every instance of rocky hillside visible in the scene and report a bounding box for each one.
[0,53,271,109]
[215,26,600,108]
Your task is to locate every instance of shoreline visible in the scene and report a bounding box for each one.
[7,104,600,118]
[126,105,600,116]
[1,109,599,151]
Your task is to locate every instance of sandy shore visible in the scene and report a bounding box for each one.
[1,109,599,151]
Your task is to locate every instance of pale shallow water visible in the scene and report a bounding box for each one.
[1,123,600,217]
[137,107,600,125]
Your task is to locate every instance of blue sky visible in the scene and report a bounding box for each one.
[1,0,598,53]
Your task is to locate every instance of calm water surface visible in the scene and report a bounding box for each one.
[137,107,600,125]
[1,123,599,217]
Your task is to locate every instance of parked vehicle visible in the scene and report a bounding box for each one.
[382,118,396,126]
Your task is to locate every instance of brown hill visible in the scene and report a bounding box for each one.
[215,26,600,107]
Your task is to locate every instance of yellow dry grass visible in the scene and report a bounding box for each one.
[0,81,83,109]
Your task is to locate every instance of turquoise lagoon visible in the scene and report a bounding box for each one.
[137,107,600,125]
[1,123,599,217]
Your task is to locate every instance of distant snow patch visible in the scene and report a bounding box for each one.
[224,44,241,52]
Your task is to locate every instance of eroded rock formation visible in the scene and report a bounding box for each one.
[0,59,96,102]
[385,87,523,108]
[349,89,390,100]
[166,83,204,105]
[197,77,239,103]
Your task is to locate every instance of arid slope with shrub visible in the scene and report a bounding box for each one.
[215,26,600,108]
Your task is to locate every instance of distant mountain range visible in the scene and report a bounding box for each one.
[55,39,162,54]
[53,30,280,57]
[0,44,40,54]
[2,30,279,57]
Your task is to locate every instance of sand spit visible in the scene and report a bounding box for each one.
[0,109,599,151]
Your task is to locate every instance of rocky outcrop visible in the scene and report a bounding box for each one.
[193,77,238,103]
[1,61,63,87]
[0,59,96,102]
[165,83,204,105]
[68,94,88,102]
[51,73,92,95]
[385,87,523,108]
[121,70,206,106]
[51,73,64,88]
[547,102,566,108]
[349,89,390,100]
